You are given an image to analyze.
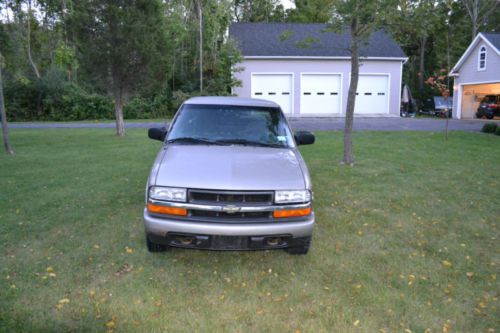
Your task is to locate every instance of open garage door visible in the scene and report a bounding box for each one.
[251,74,293,114]
[300,74,341,114]
[460,83,500,119]
[354,74,389,115]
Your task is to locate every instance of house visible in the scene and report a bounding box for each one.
[450,32,500,119]
[229,23,407,117]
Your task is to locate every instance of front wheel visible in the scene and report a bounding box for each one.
[146,235,169,252]
[286,238,311,255]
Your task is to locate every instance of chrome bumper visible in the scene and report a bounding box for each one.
[144,209,315,238]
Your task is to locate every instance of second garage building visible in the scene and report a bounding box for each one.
[230,23,407,117]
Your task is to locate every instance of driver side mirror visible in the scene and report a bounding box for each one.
[148,127,167,142]
[294,131,315,145]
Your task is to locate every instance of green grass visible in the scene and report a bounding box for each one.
[0,130,498,332]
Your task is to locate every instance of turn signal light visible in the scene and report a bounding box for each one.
[273,207,312,218]
[147,203,187,216]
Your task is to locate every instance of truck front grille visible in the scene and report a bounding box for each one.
[188,189,274,222]
[189,190,273,205]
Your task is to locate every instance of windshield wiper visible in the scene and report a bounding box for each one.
[167,137,219,145]
[214,139,284,148]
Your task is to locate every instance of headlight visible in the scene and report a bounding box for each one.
[149,186,187,202]
[275,190,311,204]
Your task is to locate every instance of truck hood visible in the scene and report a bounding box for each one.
[154,144,306,191]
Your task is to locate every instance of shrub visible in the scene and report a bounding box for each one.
[495,126,500,136]
[481,123,498,133]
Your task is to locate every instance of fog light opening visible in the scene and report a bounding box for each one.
[177,236,195,245]
[266,237,282,246]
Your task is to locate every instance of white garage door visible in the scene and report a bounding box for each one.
[251,74,293,114]
[354,75,389,114]
[300,74,341,114]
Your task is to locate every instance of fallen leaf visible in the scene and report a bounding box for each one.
[353,319,360,326]
[46,267,54,273]
[115,263,133,277]
[59,298,70,304]
[466,272,474,278]
[442,260,452,268]
[125,247,133,254]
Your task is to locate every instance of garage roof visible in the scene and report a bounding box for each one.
[482,33,500,51]
[229,23,406,59]
[450,32,500,76]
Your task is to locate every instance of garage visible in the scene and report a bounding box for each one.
[354,74,389,115]
[300,74,341,114]
[251,74,293,114]
[459,83,500,119]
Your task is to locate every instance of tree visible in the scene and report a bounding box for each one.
[0,53,14,154]
[331,0,392,165]
[287,0,335,23]
[425,70,451,140]
[464,0,499,40]
[68,0,168,136]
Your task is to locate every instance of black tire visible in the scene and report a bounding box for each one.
[146,235,169,252]
[486,113,494,120]
[286,238,311,255]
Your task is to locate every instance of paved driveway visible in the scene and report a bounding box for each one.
[9,117,498,131]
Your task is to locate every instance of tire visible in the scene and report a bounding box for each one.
[146,235,169,252]
[286,238,311,255]
[486,113,494,120]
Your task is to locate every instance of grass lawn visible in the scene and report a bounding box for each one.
[0,129,498,332]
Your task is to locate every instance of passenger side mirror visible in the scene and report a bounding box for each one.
[148,127,167,142]
[294,131,315,145]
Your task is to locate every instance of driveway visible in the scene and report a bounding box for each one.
[9,117,498,131]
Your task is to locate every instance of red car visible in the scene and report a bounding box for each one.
[476,95,500,119]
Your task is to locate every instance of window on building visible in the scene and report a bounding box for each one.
[478,46,486,70]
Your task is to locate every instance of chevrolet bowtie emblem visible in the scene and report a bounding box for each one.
[222,205,241,214]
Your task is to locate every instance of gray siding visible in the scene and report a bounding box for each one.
[233,59,403,116]
[452,41,500,118]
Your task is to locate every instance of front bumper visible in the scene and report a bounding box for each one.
[144,209,314,250]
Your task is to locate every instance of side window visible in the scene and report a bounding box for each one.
[478,46,486,71]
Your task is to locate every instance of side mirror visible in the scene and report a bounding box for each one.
[294,131,315,145]
[148,127,167,142]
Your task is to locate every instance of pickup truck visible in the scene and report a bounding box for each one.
[144,97,315,254]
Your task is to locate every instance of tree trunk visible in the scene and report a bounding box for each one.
[113,88,125,137]
[343,17,360,166]
[418,35,427,94]
[27,0,41,79]
[0,57,14,155]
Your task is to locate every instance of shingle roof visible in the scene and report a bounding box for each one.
[229,23,406,59]
[482,32,500,51]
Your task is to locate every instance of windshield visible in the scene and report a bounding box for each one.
[167,104,295,148]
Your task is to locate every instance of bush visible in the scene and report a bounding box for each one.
[4,68,114,121]
[495,126,500,136]
[481,123,498,133]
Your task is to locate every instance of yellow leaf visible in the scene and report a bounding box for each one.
[105,320,115,328]
[353,319,360,326]
[48,273,56,278]
[442,260,452,268]
[466,272,474,278]
[478,302,487,309]
[442,321,452,333]
[46,267,54,273]
[59,298,70,304]
[125,247,133,254]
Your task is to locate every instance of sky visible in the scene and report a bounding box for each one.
[281,0,296,10]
